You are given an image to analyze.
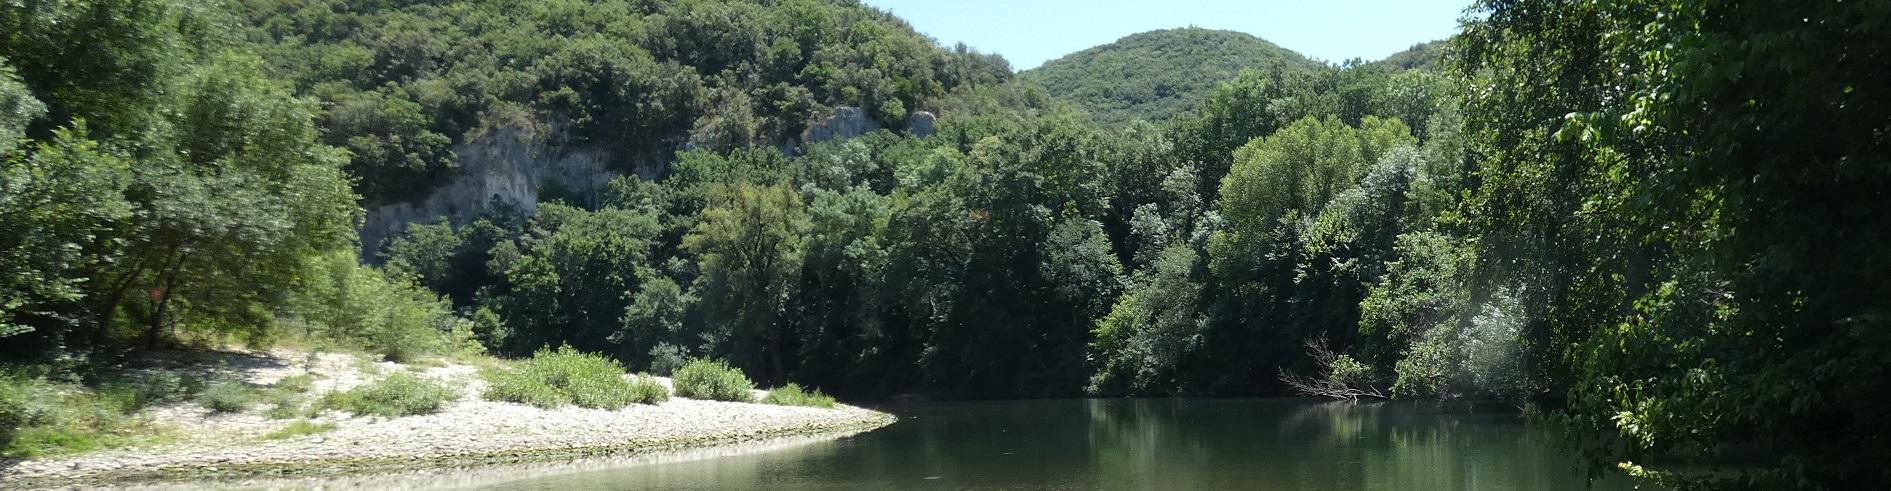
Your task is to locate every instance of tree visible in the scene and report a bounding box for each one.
[495,203,662,354]
[0,126,131,348]
[684,182,808,384]
[1089,244,1206,395]
[1459,0,1891,487]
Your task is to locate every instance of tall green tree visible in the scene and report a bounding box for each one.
[1459,0,1891,487]
[684,182,808,384]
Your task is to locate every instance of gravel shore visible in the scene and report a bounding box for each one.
[0,351,895,489]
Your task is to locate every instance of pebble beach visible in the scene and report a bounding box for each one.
[0,351,894,488]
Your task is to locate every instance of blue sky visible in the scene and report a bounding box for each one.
[860,0,1472,71]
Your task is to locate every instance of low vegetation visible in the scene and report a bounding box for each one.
[319,373,458,417]
[761,384,836,408]
[0,373,175,458]
[672,359,755,402]
[197,381,257,413]
[263,374,318,419]
[260,420,335,441]
[482,347,667,409]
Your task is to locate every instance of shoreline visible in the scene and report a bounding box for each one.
[3,409,894,489]
[0,350,897,489]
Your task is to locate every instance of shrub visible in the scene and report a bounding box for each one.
[483,347,664,409]
[261,420,334,440]
[627,374,669,404]
[762,383,835,408]
[292,252,461,362]
[199,381,256,413]
[263,389,307,419]
[321,372,457,417]
[648,343,689,376]
[672,358,753,402]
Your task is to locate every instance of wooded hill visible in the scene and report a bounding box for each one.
[3,1,1887,488]
[1020,28,1324,124]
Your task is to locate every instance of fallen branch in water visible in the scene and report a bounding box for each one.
[1278,336,1387,401]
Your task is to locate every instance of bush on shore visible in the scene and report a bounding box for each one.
[319,372,457,417]
[762,383,835,408]
[198,381,257,413]
[483,347,666,409]
[672,358,754,402]
[290,252,476,363]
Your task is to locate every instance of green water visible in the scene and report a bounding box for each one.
[470,398,1641,490]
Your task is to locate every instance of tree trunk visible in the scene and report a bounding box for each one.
[144,249,187,349]
[144,287,169,348]
[768,324,786,386]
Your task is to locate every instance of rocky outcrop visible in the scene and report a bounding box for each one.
[800,106,881,145]
[907,111,936,139]
[364,107,936,254]
[358,124,665,255]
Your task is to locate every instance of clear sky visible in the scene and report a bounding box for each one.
[860,0,1472,71]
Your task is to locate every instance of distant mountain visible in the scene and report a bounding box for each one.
[1020,28,1325,125]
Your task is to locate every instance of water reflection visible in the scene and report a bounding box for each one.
[168,399,1644,490]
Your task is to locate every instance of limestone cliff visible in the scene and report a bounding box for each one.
[362,107,935,255]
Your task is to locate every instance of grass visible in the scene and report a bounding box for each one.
[319,372,458,417]
[482,347,667,409]
[0,373,176,458]
[259,420,335,440]
[762,383,837,408]
[672,358,754,402]
[275,374,316,393]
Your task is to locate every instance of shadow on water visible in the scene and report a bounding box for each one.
[167,398,1647,490]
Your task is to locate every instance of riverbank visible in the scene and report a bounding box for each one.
[0,350,895,488]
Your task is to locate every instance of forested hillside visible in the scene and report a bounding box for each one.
[234,0,1013,204]
[3,0,1888,488]
[1020,28,1324,124]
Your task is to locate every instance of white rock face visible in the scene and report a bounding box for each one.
[907,111,937,139]
[800,106,882,145]
[358,123,655,255]
[362,107,936,252]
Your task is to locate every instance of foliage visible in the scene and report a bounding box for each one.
[319,372,457,417]
[761,383,835,408]
[671,358,754,402]
[198,381,257,413]
[7,1,1885,487]
[291,252,466,363]
[1089,244,1206,394]
[0,374,167,458]
[683,183,808,384]
[1021,28,1323,125]
[1456,0,1891,487]
[488,203,663,356]
[233,0,1013,203]
[481,346,664,409]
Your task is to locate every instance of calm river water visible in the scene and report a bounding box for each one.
[451,398,1641,490]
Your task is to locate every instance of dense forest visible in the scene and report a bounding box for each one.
[1019,27,1324,124]
[2,0,1887,488]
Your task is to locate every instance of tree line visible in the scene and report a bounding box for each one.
[2,0,1886,488]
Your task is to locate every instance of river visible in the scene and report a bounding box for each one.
[440,398,1640,490]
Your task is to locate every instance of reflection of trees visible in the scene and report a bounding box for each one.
[1082,399,1611,491]
[450,400,1629,490]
